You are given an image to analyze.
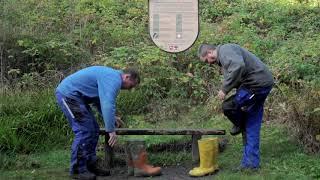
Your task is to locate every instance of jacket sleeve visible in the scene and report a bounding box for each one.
[97,75,121,132]
[221,50,245,94]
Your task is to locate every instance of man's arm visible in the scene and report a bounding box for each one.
[97,75,121,147]
[93,101,124,128]
[97,75,121,133]
[221,50,245,94]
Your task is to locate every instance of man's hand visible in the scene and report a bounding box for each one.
[115,116,125,128]
[218,90,226,100]
[108,132,117,147]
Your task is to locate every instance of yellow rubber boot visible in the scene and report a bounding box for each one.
[190,138,219,172]
[189,138,219,177]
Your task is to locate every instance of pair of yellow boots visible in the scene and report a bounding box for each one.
[189,137,219,177]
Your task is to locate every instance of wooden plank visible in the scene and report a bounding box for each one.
[99,128,226,135]
[191,134,201,164]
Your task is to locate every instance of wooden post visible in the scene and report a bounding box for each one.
[192,134,201,164]
[104,134,114,169]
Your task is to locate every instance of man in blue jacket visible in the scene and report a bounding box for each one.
[55,66,139,179]
[198,44,274,171]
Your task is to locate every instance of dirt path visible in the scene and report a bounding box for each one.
[95,138,227,180]
[98,165,216,180]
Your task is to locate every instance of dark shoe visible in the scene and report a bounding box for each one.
[218,137,229,153]
[230,125,242,136]
[70,171,96,180]
[88,164,110,176]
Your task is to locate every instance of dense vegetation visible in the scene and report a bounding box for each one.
[1,0,319,165]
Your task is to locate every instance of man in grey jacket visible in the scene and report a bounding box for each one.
[198,43,274,170]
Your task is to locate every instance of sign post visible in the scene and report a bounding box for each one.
[149,0,199,53]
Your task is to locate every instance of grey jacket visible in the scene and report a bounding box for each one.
[216,44,274,94]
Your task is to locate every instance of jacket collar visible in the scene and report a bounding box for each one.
[216,45,222,67]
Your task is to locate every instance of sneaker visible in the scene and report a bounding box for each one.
[230,125,242,136]
[70,171,96,180]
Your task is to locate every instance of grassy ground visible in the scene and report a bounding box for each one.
[1,110,319,180]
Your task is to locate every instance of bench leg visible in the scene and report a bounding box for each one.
[105,134,114,169]
[192,134,202,164]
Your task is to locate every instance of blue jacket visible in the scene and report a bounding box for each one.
[56,66,123,132]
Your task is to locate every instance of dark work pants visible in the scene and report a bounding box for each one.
[55,91,99,174]
[222,86,272,168]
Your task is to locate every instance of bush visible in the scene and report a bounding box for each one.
[285,86,320,153]
[270,35,320,87]
[117,88,149,115]
[0,90,71,153]
[145,98,190,123]
[1,0,320,154]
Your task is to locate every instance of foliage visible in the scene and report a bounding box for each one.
[1,0,320,154]
[282,85,320,153]
[270,35,320,87]
[144,98,191,123]
[0,90,71,154]
[2,113,320,179]
[116,89,149,115]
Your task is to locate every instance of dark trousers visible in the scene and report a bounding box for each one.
[55,91,99,174]
[222,86,272,168]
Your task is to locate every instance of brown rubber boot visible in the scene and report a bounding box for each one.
[133,150,162,177]
[126,139,162,177]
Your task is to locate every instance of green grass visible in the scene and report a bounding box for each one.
[0,90,72,154]
[0,149,70,179]
[1,110,320,179]
[1,0,320,179]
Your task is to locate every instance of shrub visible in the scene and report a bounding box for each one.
[0,90,71,153]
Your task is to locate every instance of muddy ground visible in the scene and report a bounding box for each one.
[98,165,217,180]
[46,139,227,179]
[94,139,227,180]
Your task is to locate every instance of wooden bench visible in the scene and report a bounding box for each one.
[99,128,226,168]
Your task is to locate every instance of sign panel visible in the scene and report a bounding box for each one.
[149,0,199,53]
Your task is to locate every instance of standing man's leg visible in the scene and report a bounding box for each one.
[241,87,272,169]
[72,130,97,174]
[55,91,98,178]
[79,104,110,176]
[85,104,100,165]
[241,102,264,168]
